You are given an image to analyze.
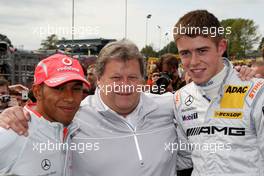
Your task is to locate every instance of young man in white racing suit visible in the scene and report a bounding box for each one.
[0,54,90,176]
[173,10,264,176]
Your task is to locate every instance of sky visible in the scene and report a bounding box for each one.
[1,0,264,51]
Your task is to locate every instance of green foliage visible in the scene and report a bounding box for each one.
[40,34,59,50]
[158,41,178,56]
[141,45,158,57]
[258,37,264,51]
[221,18,260,58]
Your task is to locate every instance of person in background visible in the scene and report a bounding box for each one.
[0,79,11,112]
[252,60,264,78]
[86,64,97,95]
[9,84,29,107]
[158,53,186,92]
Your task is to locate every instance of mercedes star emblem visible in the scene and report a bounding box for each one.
[185,95,194,106]
[41,159,51,171]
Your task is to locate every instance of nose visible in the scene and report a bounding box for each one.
[62,89,74,102]
[189,52,200,66]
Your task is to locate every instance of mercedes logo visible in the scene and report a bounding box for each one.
[41,159,51,171]
[185,95,194,106]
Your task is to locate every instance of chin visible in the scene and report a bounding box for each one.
[193,79,207,85]
[62,120,72,126]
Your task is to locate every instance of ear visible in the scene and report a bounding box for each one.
[96,75,102,85]
[32,84,43,101]
[217,39,227,57]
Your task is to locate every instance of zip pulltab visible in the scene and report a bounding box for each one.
[133,131,144,166]
[123,123,144,166]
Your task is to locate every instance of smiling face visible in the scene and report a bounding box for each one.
[34,81,83,126]
[176,36,226,85]
[97,59,143,116]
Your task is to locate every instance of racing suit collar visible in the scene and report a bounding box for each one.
[194,58,234,101]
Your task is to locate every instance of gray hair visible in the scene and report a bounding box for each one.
[95,39,145,78]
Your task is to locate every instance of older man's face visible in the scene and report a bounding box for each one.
[97,59,143,116]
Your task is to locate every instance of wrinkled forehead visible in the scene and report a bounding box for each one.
[106,58,141,71]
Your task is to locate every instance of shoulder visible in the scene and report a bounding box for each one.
[80,94,95,107]
[0,127,26,169]
[144,92,174,105]
[0,127,21,149]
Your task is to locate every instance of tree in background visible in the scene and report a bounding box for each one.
[158,41,178,56]
[258,37,264,51]
[141,45,158,57]
[40,34,59,50]
[221,18,260,59]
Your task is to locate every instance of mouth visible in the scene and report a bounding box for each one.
[59,106,76,113]
[115,92,133,96]
[190,68,206,75]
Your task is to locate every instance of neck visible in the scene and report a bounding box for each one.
[35,103,54,122]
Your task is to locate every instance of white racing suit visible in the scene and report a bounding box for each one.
[174,58,264,176]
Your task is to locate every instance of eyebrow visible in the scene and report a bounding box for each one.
[179,46,210,53]
[196,46,210,50]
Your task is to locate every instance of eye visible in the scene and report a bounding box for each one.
[179,51,191,58]
[110,76,121,81]
[72,85,83,91]
[128,76,139,81]
[53,86,65,91]
[198,48,208,55]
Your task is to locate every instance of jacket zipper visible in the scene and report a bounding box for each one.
[124,123,144,166]
[133,131,143,165]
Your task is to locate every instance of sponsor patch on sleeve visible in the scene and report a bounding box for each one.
[248,80,264,100]
[175,91,181,107]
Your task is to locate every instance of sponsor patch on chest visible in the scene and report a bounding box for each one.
[214,111,243,119]
[220,85,249,108]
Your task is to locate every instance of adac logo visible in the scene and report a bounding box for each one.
[225,86,248,94]
[220,85,249,109]
[41,159,51,171]
[182,112,198,121]
[185,95,194,106]
[62,57,73,66]
[214,111,243,119]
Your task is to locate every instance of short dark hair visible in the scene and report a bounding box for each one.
[159,53,179,71]
[173,10,224,44]
[0,79,9,87]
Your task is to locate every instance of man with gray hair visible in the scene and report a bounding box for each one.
[69,39,187,175]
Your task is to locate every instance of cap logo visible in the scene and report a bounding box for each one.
[62,58,73,66]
